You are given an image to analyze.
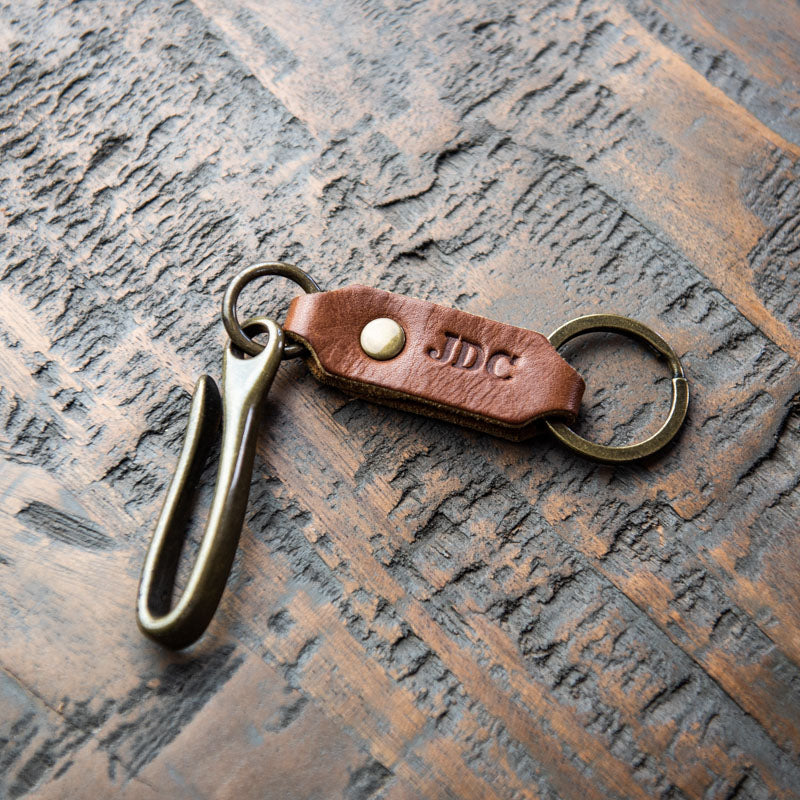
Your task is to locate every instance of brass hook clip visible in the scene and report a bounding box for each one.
[137,317,283,649]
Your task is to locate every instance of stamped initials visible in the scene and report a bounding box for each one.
[428,333,518,379]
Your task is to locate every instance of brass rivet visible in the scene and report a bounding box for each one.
[360,318,405,360]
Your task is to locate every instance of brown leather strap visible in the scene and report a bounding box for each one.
[284,286,584,441]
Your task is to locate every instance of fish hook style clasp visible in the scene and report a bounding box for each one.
[137,317,283,649]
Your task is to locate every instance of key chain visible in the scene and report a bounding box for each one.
[137,262,689,649]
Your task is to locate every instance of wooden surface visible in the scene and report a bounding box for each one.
[1,1,799,798]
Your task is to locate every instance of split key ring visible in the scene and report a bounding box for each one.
[545,314,689,463]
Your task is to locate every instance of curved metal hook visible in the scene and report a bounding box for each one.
[137,318,284,649]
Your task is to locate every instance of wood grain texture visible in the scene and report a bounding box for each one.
[0,1,798,798]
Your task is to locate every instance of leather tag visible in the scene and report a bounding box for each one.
[284,286,584,440]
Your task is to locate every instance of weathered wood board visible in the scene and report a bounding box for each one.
[1,0,798,798]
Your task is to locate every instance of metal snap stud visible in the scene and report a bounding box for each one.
[360,318,406,360]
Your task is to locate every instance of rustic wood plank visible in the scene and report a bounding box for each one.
[1,0,799,798]
[626,0,800,146]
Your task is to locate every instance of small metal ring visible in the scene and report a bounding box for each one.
[222,262,321,359]
[545,314,689,463]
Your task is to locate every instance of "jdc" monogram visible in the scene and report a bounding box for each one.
[427,333,519,379]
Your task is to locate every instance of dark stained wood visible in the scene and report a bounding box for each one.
[1,0,798,798]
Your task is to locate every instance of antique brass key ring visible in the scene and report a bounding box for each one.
[137,263,689,649]
[544,315,689,463]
